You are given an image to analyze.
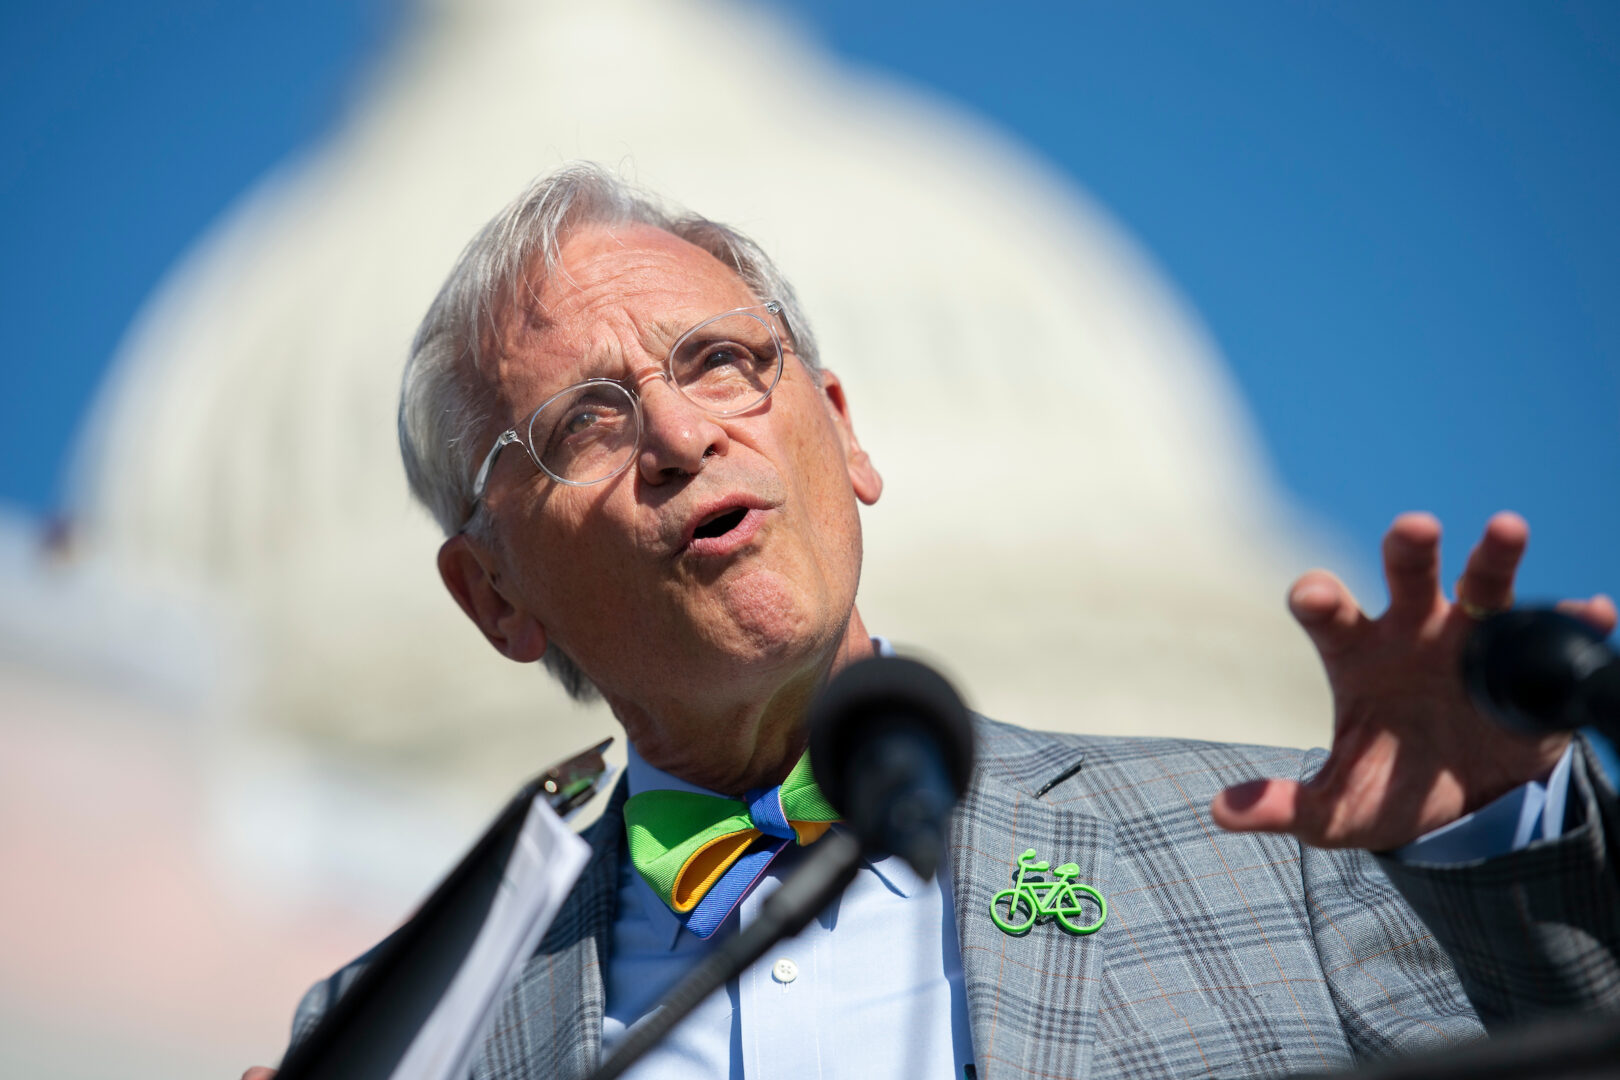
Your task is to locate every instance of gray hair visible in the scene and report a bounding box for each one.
[398,162,820,700]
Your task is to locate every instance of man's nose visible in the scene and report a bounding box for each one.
[636,374,729,483]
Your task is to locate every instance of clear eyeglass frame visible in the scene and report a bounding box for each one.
[462,300,786,529]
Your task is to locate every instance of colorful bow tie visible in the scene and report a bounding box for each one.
[623,752,840,938]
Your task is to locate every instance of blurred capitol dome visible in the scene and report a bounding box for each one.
[72,0,1339,796]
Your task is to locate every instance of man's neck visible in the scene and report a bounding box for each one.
[611,609,876,794]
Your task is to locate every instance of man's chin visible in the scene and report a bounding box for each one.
[709,576,854,669]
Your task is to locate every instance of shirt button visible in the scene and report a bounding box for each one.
[771,958,799,984]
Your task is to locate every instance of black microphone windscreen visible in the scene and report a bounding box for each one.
[807,655,974,817]
[1462,608,1616,735]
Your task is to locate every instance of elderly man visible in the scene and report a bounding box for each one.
[263,163,1619,1080]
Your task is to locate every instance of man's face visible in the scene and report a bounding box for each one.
[467,223,880,779]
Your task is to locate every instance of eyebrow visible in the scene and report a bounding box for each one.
[530,309,744,401]
[590,316,696,368]
[536,318,679,393]
[647,316,693,343]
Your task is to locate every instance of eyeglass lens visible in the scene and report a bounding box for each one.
[527,310,781,484]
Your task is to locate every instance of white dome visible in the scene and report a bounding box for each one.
[72,0,1338,788]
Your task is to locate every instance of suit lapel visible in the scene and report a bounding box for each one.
[475,780,627,1080]
[954,735,1115,1080]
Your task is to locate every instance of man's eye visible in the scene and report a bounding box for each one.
[544,405,615,454]
[700,343,758,370]
[564,410,601,435]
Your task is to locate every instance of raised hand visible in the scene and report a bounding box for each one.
[1212,511,1616,852]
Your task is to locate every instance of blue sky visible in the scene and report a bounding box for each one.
[3,1,1617,610]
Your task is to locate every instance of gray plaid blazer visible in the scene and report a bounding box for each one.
[292,718,1620,1078]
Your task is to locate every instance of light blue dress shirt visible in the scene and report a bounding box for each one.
[600,638,1574,1077]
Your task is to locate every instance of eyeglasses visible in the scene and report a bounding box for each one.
[465,301,785,525]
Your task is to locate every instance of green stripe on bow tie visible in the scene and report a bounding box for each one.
[624,752,840,914]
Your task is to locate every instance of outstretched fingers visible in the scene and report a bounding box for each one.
[1454,511,1528,615]
[1382,512,1445,623]
[1288,570,1369,659]
[1557,593,1619,636]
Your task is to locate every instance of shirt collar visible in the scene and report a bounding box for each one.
[625,740,722,800]
[621,635,909,949]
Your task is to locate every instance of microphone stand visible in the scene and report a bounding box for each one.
[586,830,866,1080]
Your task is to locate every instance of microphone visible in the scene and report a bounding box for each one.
[809,655,975,879]
[1462,607,1620,739]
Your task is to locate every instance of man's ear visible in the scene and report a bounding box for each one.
[817,369,883,506]
[437,533,549,663]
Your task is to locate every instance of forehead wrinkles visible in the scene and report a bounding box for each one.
[545,223,759,321]
[479,224,758,418]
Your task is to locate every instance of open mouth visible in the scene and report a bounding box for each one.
[692,507,748,540]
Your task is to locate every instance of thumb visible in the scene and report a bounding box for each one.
[1212,778,1306,835]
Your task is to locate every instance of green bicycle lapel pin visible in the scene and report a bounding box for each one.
[990,848,1107,935]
